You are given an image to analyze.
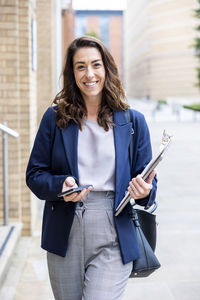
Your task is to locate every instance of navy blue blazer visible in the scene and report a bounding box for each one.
[26,106,157,264]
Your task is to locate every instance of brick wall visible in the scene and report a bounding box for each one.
[0,0,37,235]
[0,0,21,224]
[19,0,37,235]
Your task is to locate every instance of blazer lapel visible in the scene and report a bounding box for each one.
[61,121,79,181]
[113,111,132,201]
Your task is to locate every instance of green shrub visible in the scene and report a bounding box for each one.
[183,103,200,111]
[157,99,167,105]
[85,32,100,39]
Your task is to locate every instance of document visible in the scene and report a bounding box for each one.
[115,130,172,216]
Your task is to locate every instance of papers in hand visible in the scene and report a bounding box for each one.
[115,130,172,216]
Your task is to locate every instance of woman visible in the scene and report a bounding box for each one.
[26,36,157,300]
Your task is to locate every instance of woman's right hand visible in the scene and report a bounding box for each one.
[62,176,93,202]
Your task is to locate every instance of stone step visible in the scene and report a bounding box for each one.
[0,222,22,287]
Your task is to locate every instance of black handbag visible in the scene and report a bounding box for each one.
[129,205,161,278]
[125,109,161,278]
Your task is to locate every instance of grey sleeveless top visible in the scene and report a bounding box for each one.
[78,119,115,191]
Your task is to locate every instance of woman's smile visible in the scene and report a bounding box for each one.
[84,81,98,87]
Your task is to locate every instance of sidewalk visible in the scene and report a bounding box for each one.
[123,99,200,300]
[1,99,200,300]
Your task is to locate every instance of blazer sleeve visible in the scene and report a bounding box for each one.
[129,109,157,208]
[26,107,72,201]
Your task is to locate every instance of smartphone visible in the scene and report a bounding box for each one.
[57,185,93,198]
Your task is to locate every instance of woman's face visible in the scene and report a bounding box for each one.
[73,47,106,103]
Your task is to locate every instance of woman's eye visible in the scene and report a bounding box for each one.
[94,63,101,67]
[77,65,85,70]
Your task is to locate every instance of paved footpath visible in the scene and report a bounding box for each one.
[124,99,200,300]
[1,100,200,300]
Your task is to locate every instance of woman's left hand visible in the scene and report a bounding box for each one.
[128,171,156,200]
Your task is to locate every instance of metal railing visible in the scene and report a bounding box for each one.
[0,123,19,225]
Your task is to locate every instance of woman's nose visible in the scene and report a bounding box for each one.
[85,66,94,78]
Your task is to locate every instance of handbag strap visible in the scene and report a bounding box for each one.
[124,109,134,178]
[125,109,157,213]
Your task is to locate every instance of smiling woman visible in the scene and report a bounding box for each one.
[26,35,157,300]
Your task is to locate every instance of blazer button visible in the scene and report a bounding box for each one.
[51,205,55,211]
[79,201,84,207]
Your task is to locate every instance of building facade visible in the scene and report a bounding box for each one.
[125,0,200,103]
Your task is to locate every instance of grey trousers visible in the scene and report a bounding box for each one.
[47,191,132,300]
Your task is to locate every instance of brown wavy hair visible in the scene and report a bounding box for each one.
[53,36,129,131]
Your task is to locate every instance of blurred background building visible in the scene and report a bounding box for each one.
[124,0,199,103]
